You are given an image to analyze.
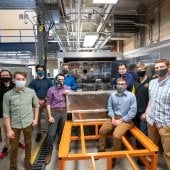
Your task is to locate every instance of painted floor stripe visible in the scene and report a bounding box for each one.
[31,133,47,165]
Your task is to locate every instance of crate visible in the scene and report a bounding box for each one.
[66,91,112,122]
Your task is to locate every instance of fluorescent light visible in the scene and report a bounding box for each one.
[83,34,98,47]
[93,0,118,4]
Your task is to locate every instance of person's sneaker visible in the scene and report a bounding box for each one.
[0,147,8,159]
[45,153,52,165]
[25,161,33,170]
[19,142,25,150]
[35,133,42,142]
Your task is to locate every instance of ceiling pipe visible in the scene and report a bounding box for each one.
[100,35,111,48]
[79,0,87,48]
[96,4,113,33]
[94,3,119,51]
[114,20,152,44]
[57,0,71,48]
[76,0,81,51]
[69,0,74,33]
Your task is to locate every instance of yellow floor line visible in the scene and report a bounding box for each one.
[30,133,47,165]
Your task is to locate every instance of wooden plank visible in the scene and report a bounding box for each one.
[58,121,72,157]
[65,150,150,160]
[106,158,112,170]
[130,126,158,152]
[58,159,66,170]
[125,154,139,170]
[122,136,134,150]
[91,156,97,170]
[80,123,86,153]
[58,121,158,170]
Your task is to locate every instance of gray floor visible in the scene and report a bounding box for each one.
[0,122,168,170]
[0,130,168,170]
[0,128,46,170]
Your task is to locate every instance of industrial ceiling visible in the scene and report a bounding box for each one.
[0,0,161,57]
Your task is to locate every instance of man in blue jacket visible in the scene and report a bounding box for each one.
[61,63,77,91]
[112,63,134,91]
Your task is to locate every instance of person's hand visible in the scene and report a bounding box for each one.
[115,118,123,126]
[140,113,146,121]
[32,119,38,126]
[7,129,15,139]
[63,89,71,94]
[49,116,55,123]
[39,99,45,106]
[112,118,117,126]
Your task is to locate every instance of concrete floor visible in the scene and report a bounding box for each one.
[45,140,168,170]
[0,129,168,170]
[0,118,168,170]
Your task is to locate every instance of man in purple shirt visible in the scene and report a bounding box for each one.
[45,73,70,165]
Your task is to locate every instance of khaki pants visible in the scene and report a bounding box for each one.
[99,119,133,151]
[0,118,9,148]
[148,123,170,170]
[9,125,32,170]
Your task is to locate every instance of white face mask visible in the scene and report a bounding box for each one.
[15,80,26,88]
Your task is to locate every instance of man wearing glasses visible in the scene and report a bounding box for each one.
[98,77,137,167]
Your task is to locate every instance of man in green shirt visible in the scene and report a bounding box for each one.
[3,71,39,170]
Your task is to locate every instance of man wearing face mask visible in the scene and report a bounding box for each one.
[132,63,151,166]
[3,71,39,170]
[0,69,25,159]
[98,77,137,167]
[29,65,52,142]
[146,59,170,169]
[61,63,77,91]
[45,73,70,165]
[133,63,151,134]
[0,69,14,159]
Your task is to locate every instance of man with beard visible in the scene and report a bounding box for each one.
[45,73,70,165]
[146,59,170,169]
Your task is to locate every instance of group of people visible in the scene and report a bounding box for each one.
[99,59,170,169]
[0,59,169,169]
[0,63,77,170]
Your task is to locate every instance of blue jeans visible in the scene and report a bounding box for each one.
[46,109,67,154]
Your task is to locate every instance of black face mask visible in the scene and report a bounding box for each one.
[56,81,64,88]
[62,70,68,75]
[137,71,146,77]
[155,68,168,77]
[1,77,12,83]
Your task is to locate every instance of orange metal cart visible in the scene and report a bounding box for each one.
[58,121,158,170]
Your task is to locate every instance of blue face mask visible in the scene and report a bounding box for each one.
[15,80,26,88]
[37,70,44,77]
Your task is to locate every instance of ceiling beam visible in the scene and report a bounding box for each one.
[0,0,36,9]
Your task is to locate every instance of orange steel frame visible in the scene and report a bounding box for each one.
[58,121,158,170]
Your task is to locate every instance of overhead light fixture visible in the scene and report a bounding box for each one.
[83,33,98,47]
[93,0,118,4]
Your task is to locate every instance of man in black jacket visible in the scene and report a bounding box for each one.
[0,69,25,159]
